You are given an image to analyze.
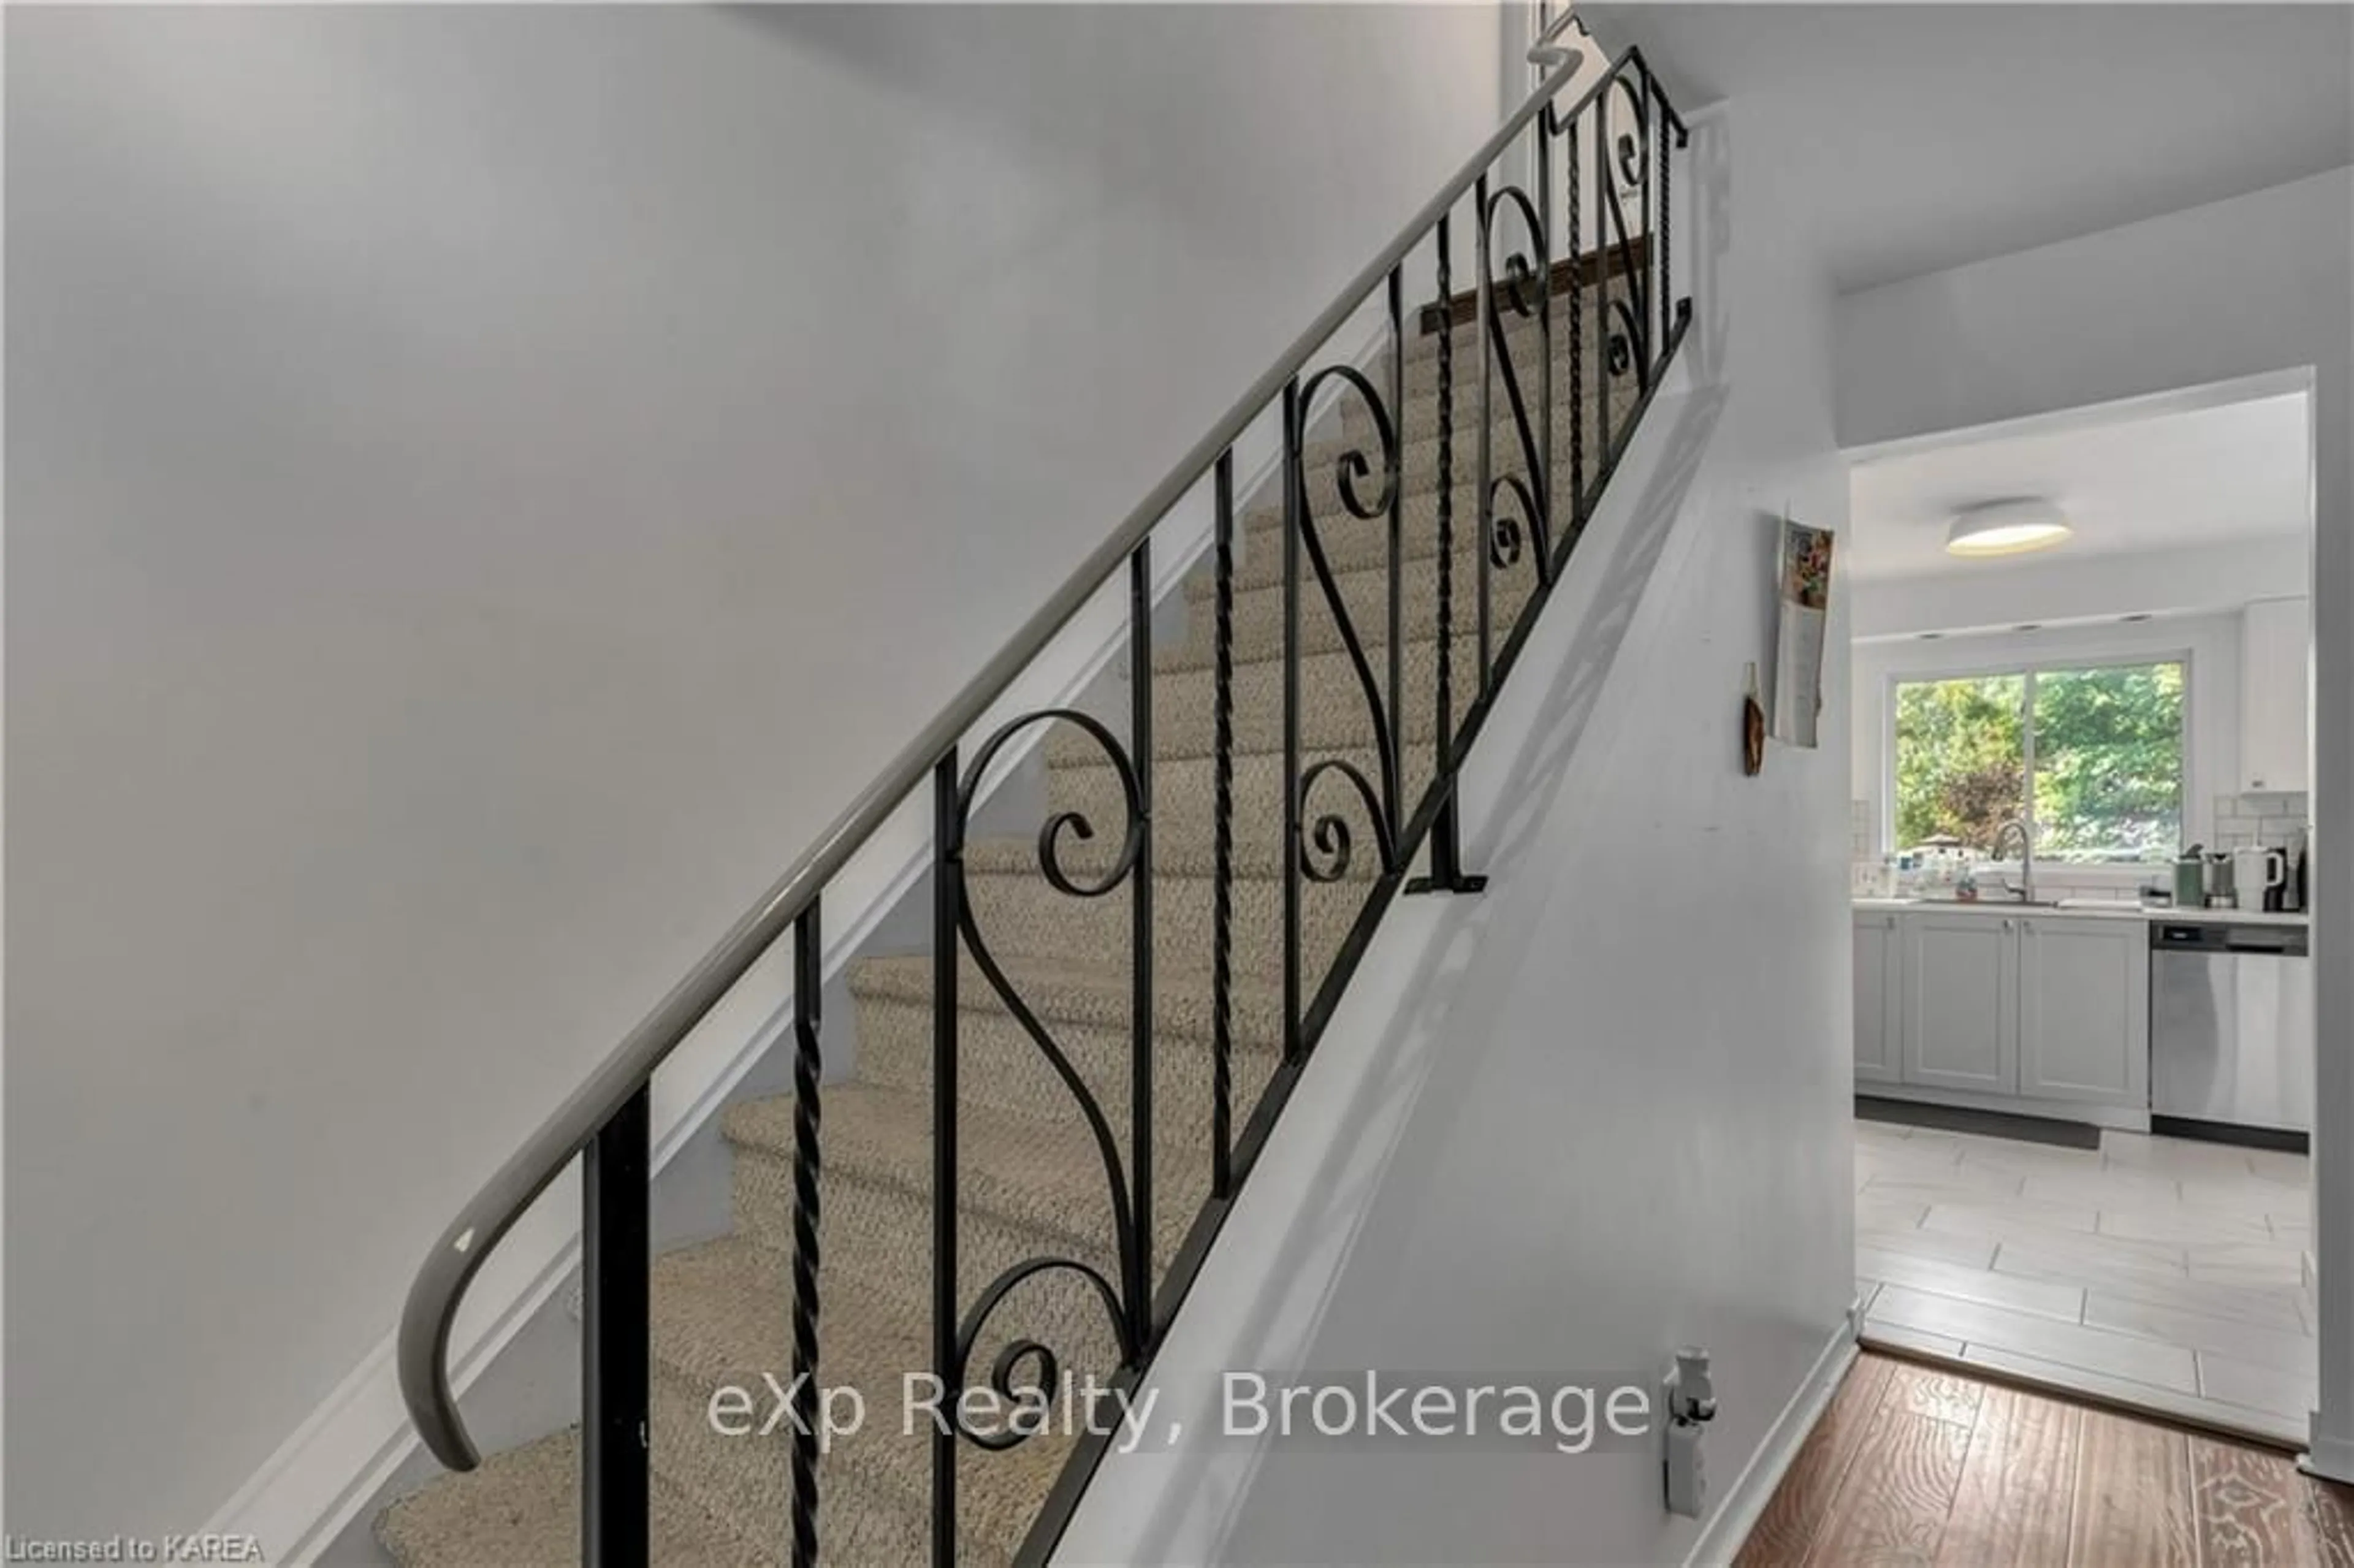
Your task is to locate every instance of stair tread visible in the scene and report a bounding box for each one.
[725,1081,1145,1253]
[641,1238,1048,1566]
[960,827,1383,884]
[1156,550,1539,676]
[1037,627,1493,766]
[376,1428,751,1568]
[850,950,1285,1048]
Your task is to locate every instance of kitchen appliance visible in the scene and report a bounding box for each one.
[2201,852,2236,908]
[2288,826,2311,913]
[2233,847,2288,913]
[2173,848,2206,908]
[2151,921,2313,1141]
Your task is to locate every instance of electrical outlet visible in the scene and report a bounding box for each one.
[1663,1347,1718,1520]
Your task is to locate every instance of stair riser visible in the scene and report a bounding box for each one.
[1052,631,1496,763]
[730,1151,1206,1371]
[959,861,1372,991]
[1161,540,1540,672]
[1384,332,1629,405]
[1396,285,1644,370]
[733,1149,1118,1323]
[647,1370,948,1568]
[1234,476,1577,581]
[1047,744,1439,853]
[1194,492,1572,597]
[1374,374,1644,453]
[850,993,1282,1154]
[1287,406,1591,523]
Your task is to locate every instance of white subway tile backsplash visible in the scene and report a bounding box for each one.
[2205,791,2308,853]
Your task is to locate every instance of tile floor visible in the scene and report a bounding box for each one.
[1853,1115,2317,1443]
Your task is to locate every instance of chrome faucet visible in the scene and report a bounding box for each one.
[1990,817,2035,904]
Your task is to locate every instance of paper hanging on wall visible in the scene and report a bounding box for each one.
[1772,515,1835,749]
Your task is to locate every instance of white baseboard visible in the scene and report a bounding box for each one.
[1860,1081,2150,1133]
[1682,1315,1859,1568]
[2303,1428,2354,1485]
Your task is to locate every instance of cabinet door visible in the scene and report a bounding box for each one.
[1854,913,1902,1084]
[2241,596,2310,794]
[2017,916,2150,1106]
[1902,913,2017,1093]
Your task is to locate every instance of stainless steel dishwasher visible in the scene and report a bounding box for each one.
[2150,920,2312,1138]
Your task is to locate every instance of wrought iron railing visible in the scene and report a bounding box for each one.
[397,25,1691,1567]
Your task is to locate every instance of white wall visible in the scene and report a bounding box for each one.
[1063,95,1857,1566]
[4,5,1510,1537]
[1835,164,2354,1474]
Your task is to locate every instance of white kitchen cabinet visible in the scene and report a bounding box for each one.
[1900,911,2019,1094]
[2241,596,2309,794]
[1854,911,1903,1084]
[2016,915,2150,1106]
[1860,907,2152,1113]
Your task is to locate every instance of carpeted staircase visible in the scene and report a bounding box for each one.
[378,288,1644,1566]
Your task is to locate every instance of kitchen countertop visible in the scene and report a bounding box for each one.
[1853,896,2309,928]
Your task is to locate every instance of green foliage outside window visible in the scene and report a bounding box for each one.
[1892,661,2183,864]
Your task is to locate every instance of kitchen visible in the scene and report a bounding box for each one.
[1842,382,2318,1440]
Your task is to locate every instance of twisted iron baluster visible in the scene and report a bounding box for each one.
[1663,86,1682,340]
[1592,95,1611,470]
[1654,74,1670,373]
[1405,213,1482,897]
[1434,215,1455,764]
[1637,62,1653,383]
[790,904,823,1568]
[1567,103,1584,541]
[1211,452,1235,1199]
[1474,173,1493,690]
[1537,107,1555,587]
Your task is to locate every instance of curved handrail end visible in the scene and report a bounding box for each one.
[397,1220,489,1472]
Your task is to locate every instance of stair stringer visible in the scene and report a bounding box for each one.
[1049,372,1728,1566]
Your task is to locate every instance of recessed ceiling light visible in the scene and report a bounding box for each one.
[1946,498,2072,559]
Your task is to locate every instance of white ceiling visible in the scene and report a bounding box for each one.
[1846,390,2310,580]
[1585,4,2354,292]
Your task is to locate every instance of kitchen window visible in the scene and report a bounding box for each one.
[1891,659,2185,865]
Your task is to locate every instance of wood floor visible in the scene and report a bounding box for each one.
[1735,1351,2354,1567]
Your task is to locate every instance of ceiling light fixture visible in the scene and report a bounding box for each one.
[1946,498,2073,559]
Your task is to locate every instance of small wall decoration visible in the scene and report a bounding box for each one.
[1771,512,1835,750]
[1742,662,1767,777]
